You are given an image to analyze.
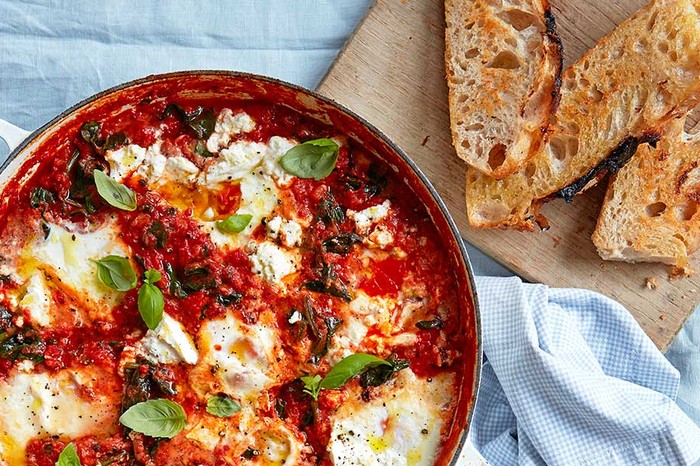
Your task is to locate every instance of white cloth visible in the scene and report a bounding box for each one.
[472,276,700,465]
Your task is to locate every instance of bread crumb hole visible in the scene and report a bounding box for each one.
[658,41,669,54]
[645,202,667,217]
[524,163,536,177]
[497,9,535,31]
[466,78,476,86]
[563,80,576,92]
[654,88,673,114]
[464,123,484,131]
[590,87,604,103]
[465,48,479,59]
[486,51,520,69]
[647,11,658,31]
[675,202,698,221]
[461,139,471,149]
[487,144,507,170]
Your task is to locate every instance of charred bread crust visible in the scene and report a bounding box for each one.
[543,4,564,113]
[557,132,661,202]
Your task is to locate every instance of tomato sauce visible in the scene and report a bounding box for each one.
[0,77,474,466]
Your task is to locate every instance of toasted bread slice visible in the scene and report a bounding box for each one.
[466,0,700,230]
[593,116,700,275]
[445,0,562,179]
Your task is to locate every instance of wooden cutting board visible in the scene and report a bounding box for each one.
[317,0,697,350]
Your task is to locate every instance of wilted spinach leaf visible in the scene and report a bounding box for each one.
[161,104,216,139]
[164,262,188,299]
[322,234,361,255]
[0,326,45,362]
[360,354,410,388]
[317,192,344,225]
[147,221,169,249]
[30,187,55,209]
[216,292,242,306]
[416,316,444,330]
[103,132,129,151]
[181,266,217,292]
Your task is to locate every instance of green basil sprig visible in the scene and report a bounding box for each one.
[119,399,186,438]
[93,256,137,292]
[300,374,323,400]
[280,138,339,180]
[138,269,164,330]
[301,353,394,400]
[56,442,81,466]
[216,214,253,234]
[206,395,242,418]
[93,169,137,211]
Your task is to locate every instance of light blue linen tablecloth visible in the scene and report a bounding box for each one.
[2,1,700,465]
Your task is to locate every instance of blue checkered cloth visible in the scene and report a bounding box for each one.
[471,276,700,465]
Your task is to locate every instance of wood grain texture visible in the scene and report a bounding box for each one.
[317,0,698,350]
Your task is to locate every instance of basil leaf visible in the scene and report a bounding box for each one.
[216,214,252,234]
[280,138,339,180]
[300,374,322,400]
[93,256,137,292]
[119,399,186,438]
[56,442,81,466]
[93,169,137,211]
[320,353,391,390]
[206,395,241,417]
[30,187,55,209]
[144,269,162,285]
[415,316,444,330]
[138,271,164,330]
